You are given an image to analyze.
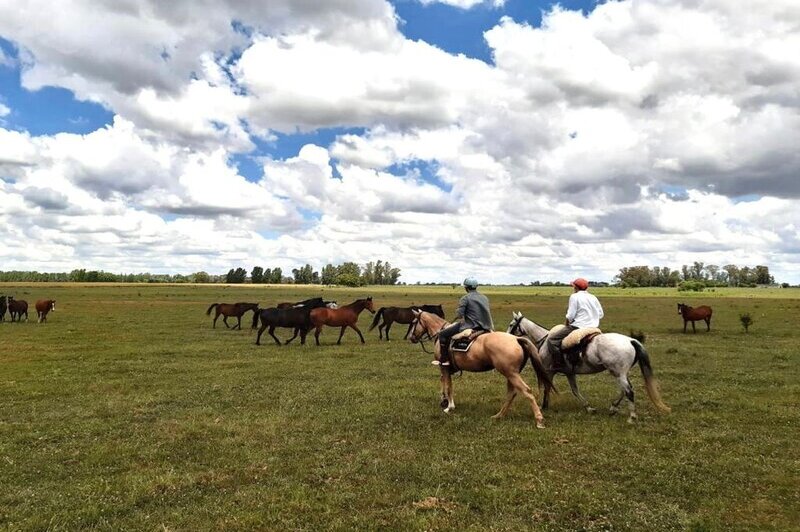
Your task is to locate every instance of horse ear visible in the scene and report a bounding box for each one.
[412,309,421,316]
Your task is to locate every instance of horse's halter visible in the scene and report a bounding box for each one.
[508,315,524,336]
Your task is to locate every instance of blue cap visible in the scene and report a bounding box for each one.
[463,277,478,288]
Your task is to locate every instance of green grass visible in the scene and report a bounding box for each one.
[1,284,798,531]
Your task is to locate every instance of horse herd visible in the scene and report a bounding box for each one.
[0,295,56,323]
[206,297,446,346]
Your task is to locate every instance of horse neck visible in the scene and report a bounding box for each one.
[522,318,549,341]
[423,313,448,334]
[345,299,368,312]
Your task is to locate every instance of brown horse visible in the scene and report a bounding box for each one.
[7,297,28,322]
[0,295,7,322]
[206,302,259,329]
[677,303,712,333]
[310,297,375,345]
[369,304,445,340]
[408,310,555,428]
[276,298,338,344]
[35,299,56,323]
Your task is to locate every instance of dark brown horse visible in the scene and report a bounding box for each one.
[253,299,333,346]
[310,297,376,345]
[369,304,445,340]
[7,297,28,322]
[35,299,56,323]
[0,295,7,322]
[206,302,260,329]
[276,298,338,344]
[677,303,712,333]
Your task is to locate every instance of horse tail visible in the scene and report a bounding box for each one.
[251,309,262,330]
[369,307,385,331]
[518,337,557,395]
[632,340,671,413]
[206,303,218,316]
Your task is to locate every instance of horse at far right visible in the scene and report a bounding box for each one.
[677,303,712,333]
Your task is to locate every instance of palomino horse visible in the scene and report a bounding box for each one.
[408,310,555,428]
[369,304,445,340]
[310,297,375,345]
[7,297,28,322]
[677,303,712,333]
[35,299,56,323]
[206,302,260,329]
[506,312,670,423]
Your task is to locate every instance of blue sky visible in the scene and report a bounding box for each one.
[1,0,798,283]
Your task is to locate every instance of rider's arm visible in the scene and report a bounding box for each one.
[565,293,577,325]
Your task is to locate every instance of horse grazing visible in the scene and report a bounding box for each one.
[369,304,445,340]
[310,297,375,345]
[0,295,7,322]
[507,312,670,423]
[253,299,333,346]
[408,310,555,428]
[7,297,28,322]
[206,302,260,330]
[677,303,712,333]
[35,299,56,323]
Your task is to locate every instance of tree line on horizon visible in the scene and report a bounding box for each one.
[615,262,777,288]
[0,260,402,286]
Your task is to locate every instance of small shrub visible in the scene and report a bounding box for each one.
[739,313,753,333]
[678,280,705,292]
[629,330,646,343]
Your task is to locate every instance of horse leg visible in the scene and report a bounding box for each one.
[285,328,299,345]
[268,326,282,346]
[682,320,687,333]
[384,321,392,341]
[404,323,414,341]
[705,317,711,331]
[610,373,636,422]
[314,326,322,346]
[336,326,347,345]
[692,320,696,334]
[223,315,231,329]
[492,380,517,419]
[213,312,219,329]
[236,316,242,330]
[508,372,545,428]
[351,325,366,344]
[299,328,308,345]
[442,370,455,413]
[567,373,595,413]
[377,322,384,340]
[256,323,267,345]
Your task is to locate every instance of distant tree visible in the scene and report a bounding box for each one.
[251,266,264,284]
[192,271,211,283]
[321,264,337,285]
[226,267,247,284]
[292,264,318,284]
[270,268,283,284]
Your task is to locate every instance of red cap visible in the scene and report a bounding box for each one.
[571,278,589,290]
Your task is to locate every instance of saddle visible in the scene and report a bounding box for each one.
[450,328,489,352]
[561,327,602,367]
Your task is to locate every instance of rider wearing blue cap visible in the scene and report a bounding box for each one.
[438,277,494,367]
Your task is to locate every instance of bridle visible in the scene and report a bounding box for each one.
[509,314,549,350]
[408,314,445,355]
[508,315,524,336]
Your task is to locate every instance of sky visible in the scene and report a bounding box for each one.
[1,0,799,284]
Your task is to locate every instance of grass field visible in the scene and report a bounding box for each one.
[1,283,798,531]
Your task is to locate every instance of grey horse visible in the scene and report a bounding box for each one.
[506,311,670,423]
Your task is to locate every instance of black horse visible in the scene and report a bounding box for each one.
[253,298,333,346]
[369,304,445,340]
[0,295,7,322]
[275,297,337,344]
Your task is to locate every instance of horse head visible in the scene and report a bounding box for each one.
[507,311,525,336]
[364,296,375,314]
[677,303,686,314]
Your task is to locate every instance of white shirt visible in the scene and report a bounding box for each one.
[566,290,604,328]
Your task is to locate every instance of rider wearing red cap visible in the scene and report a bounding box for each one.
[547,278,604,370]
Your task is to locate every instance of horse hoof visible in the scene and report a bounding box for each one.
[609,407,619,416]
[627,417,636,424]
[586,407,597,414]
[536,421,546,429]
[440,398,449,409]
[491,414,504,420]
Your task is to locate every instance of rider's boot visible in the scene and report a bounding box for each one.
[439,338,451,367]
